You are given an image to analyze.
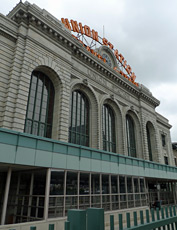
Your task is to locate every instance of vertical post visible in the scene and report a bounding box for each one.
[173,206,177,229]
[126,212,131,229]
[89,173,91,207]
[1,167,12,225]
[118,175,120,210]
[133,211,138,226]
[63,170,67,216]
[44,168,51,220]
[28,173,34,218]
[165,207,170,230]
[49,223,55,230]
[161,207,166,230]
[100,174,102,208]
[156,208,160,230]
[110,215,114,230]
[151,208,155,222]
[65,221,70,230]
[146,210,150,223]
[109,174,112,211]
[118,213,123,230]
[30,227,36,230]
[77,172,80,209]
[140,210,144,225]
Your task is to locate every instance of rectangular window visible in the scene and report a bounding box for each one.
[164,156,168,165]
[175,158,177,166]
[161,134,166,147]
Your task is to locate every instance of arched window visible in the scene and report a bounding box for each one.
[146,123,153,161]
[69,90,89,146]
[24,71,55,138]
[102,104,116,153]
[126,114,136,157]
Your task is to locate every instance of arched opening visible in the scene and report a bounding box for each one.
[102,104,116,153]
[126,114,136,157]
[24,70,55,138]
[146,124,153,161]
[69,90,89,147]
[146,121,156,161]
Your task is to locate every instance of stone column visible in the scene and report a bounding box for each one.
[44,168,51,220]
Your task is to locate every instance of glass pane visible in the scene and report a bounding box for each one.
[33,171,46,195]
[140,178,145,192]
[50,171,65,195]
[69,90,89,147]
[102,175,109,194]
[80,173,89,195]
[91,174,100,194]
[102,104,116,153]
[127,177,133,193]
[24,71,55,138]
[66,172,78,195]
[134,178,139,193]
[119,176,126,193]
[111,175,118,194]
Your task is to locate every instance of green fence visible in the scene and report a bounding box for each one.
[65,206,177,230]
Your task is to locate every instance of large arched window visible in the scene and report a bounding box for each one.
[146,123,153,161]
[126,114,136,157]
[102,104,116,153]
[24,71,55,138]
[69,90,89,146]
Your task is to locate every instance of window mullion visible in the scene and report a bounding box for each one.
[44,80,51,137]
[38,75,45,136]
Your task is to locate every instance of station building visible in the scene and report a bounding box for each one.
[0,1,176,226]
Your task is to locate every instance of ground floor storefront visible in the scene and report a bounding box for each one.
[0,167,176,225]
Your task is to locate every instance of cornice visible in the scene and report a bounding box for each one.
[0,29,17,43]
[7,1,160,108]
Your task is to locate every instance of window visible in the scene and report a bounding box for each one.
[175,158,177,166]
[146,125,153,161]
[24,71,55,138]
[164,156,168,165]
[102,104,116,153]
[161,134,166,147]
[69,90,89,146]
[126,115,136,157]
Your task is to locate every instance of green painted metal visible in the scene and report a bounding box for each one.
[128,216,177,230]
[119,213,123,230]
[161,208,166,230]
[68,209,86,230]
[140,210,144,225]
[30,227,36,230]
[133,211,138,226]
[146,210,150,223]
[165,207,170,230]
[173,206,177,229]
[65,221,70,230]
[151,208,155,222]
[126,212,131,228]
[49,224,54,230]
[87,208,104,230]
[110,215,114,230]
[113,207,177,230]
[1,127,177,179]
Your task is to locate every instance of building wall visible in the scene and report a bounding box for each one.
[0,1,174,165]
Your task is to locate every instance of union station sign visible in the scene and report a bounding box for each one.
[61,18,139,87]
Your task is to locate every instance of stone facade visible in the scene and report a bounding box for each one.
[1,2,177,226]
[0,1,174,165]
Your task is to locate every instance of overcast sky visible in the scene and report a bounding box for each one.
[1,0,177,141]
